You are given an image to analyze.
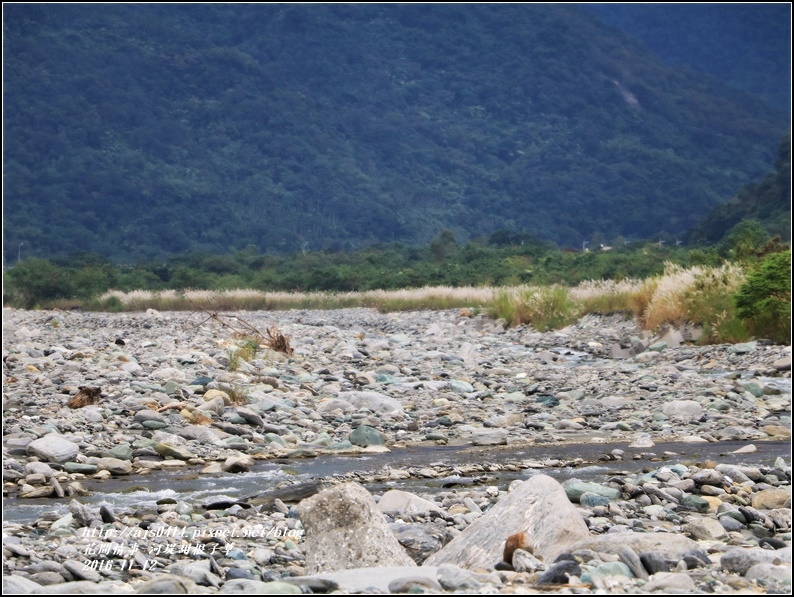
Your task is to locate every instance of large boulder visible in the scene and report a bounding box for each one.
[378,490,446,517]
[662,400,703,421]
[26,435,80,463]
[424,474,589,568]
[298,483,416,574]
[568,532,701,562]
[337,391,404,416]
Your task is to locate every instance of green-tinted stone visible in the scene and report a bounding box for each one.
[107,444,133,460]
[681,494,710,512]
[255,581,302,595]
[349,425,385,447]
[63,462,98,474]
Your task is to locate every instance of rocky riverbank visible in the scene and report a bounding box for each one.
[2,307,791,593]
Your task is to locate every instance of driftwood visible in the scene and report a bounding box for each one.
[187,303,293,355]
[67,387,101,409]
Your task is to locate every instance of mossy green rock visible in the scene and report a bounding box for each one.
[107,444,133,460]
[562,480,620,503]
[154,442,195,460]
[681,494,711,512]
[63,462,98,474]
[349,425,385,447]
[255,581,302,594]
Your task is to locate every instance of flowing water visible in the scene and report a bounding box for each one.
[5,439,790,525]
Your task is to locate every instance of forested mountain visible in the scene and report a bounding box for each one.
[686,135,791,246]
[3,4,789,262]
[584,3,791,112]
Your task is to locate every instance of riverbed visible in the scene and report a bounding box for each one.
[2,307,791,593]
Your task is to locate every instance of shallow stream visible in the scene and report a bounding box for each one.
[5,439,789,525]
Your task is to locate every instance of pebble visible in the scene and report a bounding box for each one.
[2,308,790,594]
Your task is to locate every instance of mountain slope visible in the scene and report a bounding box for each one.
[584,3,791,111]
[686,135,791,245]
[3,4,788,261]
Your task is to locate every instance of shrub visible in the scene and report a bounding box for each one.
[489,285,577,331]
[686,265,750,343]
[3,258,74,308]
[734,250,791,343]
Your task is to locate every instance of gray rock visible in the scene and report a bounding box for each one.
[425,474,589,568]
[169,560,222,587]
[436,563,482,591]
[662,400,703,420]
[95,457,133,475]
[684,517,727,540]
[379,490,446,517]
[69,499,101,527]
[38,580,135,594]
[643,572,697,592]
[298,482,416,574]
[222,455,254,473]
[235,406,265,428]
[289,567,439,594]
[26,435,80,463]
[719,516,746,532]
[63,559,102,582]
[219,579,301,594]
[512,548,546,573]
[135,574,199,593]
[389,523,444,564]
[24,461,56,477]
[617,545,648,581]
[746,563,792,588]
[337,391,404,415]
[470,428,508,446]
[388,575,444,593]
[133,410,166,423]
[730,342,757,354]
[570,533,700,562]
[63,462,98,474]
[691,468,724,486]
[3,575,44,594]
[582,561,634,582]
[29,571,66,585]
[537,560,582,585]
[721,547,790,575]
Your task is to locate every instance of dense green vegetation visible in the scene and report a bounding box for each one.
[3,4,788,262]
[585,4,791,111]
[735,250,792,344]
[686,136,791,246]
[2,222,782,310]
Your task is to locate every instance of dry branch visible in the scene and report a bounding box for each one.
[186,300,294,355]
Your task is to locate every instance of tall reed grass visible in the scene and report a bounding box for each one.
[95,286,495,313]
[87,262,768,343]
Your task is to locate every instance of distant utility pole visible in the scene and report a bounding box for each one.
[18,242,24,263]
[302,242,309,255]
